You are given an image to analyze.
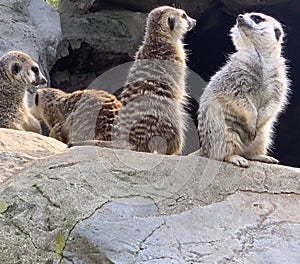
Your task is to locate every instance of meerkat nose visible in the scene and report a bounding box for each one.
[40,77,47,85]
[192,19,197,27]
[34,75,47,86]
[237,14,244,21]
[188,18,197,31]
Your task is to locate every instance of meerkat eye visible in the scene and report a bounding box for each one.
[31,66,39,74]
[182,13,187,19]
[274,28,282,41]
[250,15,265,24]
[12,63,21,75]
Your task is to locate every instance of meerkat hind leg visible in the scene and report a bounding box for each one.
[247,155,279,164]
[224,155,249,168]
[49,123,65,142]
[23,114,42,134]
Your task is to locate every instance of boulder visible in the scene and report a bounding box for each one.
[0,128,66,183]
[0,140,299,263]
[60,10,146,57]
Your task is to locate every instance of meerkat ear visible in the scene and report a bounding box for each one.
[12,63,21,75]
[34,92,39,106]
[168,16,176,30]
[274,28,282,41]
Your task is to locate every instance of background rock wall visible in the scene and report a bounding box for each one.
[0,0,61,82]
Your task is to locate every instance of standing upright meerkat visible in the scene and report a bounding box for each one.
[31,88,121,144]
[0,51,47,133]
[114,6,196,154]
[197,13,289,168]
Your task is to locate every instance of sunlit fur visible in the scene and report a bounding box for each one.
[115,6,196,155]
[197,13,289,168]
[31,88,121,144]
[0,51,46,133]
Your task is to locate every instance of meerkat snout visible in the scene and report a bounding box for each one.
[187,17,196,31]
[31,65,47,86]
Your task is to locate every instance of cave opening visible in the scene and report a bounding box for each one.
[50,42,131,93]
[50,1,300,167]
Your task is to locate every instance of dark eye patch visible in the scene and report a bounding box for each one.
[168,15,176,30]
[31,66,39,74]
[12,63,21,75]
[250,15,265,24]
[274,28,282,41]
[182,13,187,19]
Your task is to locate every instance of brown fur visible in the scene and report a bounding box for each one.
[31,88,121,144]
[0,51,46,133]
[113,6,196,155]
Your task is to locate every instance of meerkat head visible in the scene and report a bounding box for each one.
[145,6,196,41]
[230,12,284,54]
[0,51,47,87]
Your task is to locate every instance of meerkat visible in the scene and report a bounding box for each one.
[108,6,196,155]
[197,12,289,168]
[0,51,47,133]
[31,88,121,144]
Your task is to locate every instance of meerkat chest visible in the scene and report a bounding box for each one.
[263,63,285,96]
[249,61,285,109]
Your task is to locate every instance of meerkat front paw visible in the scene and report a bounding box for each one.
[248,128,257,142]
[225,155,249,168]
[49,123,63,142]
[247,155,279,164]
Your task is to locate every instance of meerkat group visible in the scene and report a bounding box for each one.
[0,7,289,168]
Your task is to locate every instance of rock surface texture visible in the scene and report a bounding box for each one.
[0,129,66,183]
[0,130,299,263]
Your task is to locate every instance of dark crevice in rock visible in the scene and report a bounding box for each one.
[135,219,166,257]
[11,220,40,252]
[33,184,61,208]
[48,161,77,170]
[238,189,300,196]
[50,42,131,92]
[61,200,111,261]
[233,208,275,260]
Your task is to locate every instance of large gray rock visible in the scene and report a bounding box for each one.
[60,10,146,57]
[0,141,299,263]
[64,192,300,263]
[0,0,62,81]
[0,128,67,183]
